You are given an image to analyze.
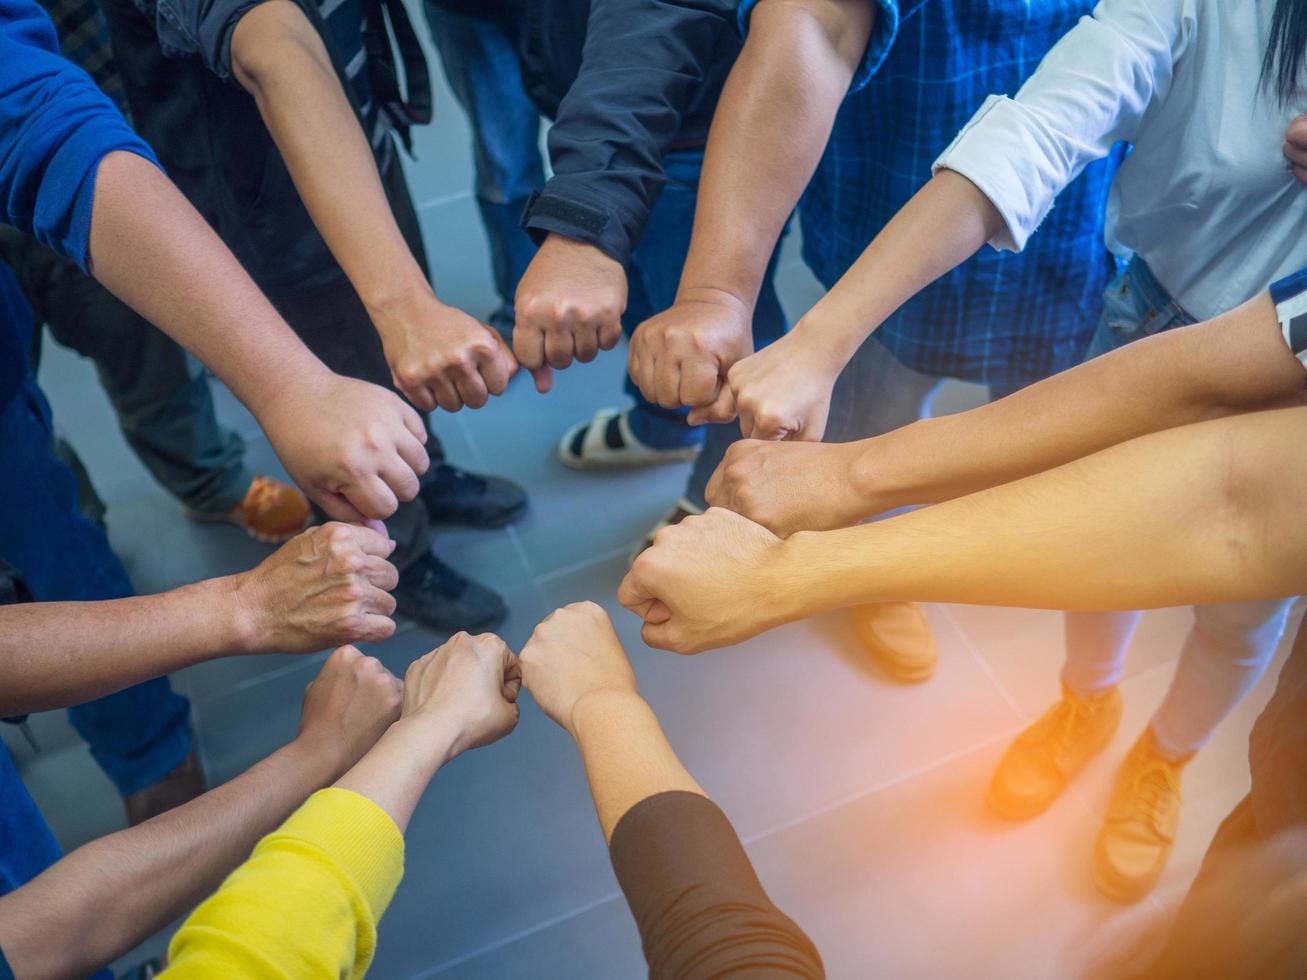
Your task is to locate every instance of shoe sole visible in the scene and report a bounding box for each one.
[851,618,938,684]
[1090,852,1162,904]
[185,507,311,545]
[558,442,701,471]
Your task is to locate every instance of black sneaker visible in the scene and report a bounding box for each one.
[394,551,507,632]
[420,463,527,528]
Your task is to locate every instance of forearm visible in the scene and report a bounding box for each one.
[789,169,1003,367]
[676,0,871,309]
[776,406,1307,616]
[334,718,454,833]
[0,576,257,716]
[570,691,703,843]
[232,2,430,317]
[86,150,329,417]
[852,293,1307,513]
[0,737,343,980]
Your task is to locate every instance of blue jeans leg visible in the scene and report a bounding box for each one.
[0,378,191,797]
[426,8,544,328]
[623,148,788,465]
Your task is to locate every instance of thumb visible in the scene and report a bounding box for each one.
[687,384,737,427]
[644,598,671,625]
[531,364,554,394]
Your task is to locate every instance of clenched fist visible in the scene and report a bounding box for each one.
[722,330,846,441]
[374,293,519,413]
[259,369,429,522]
[706,438,878,537]
[401,632,522,757]
[1284,114,1307,185]
[234,522,399,652]
[628,293,753,412]
[297,644,404,775]
[514,234,626,387]
[519,602,639,736]
[618,508,795,654]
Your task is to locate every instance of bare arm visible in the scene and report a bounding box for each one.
[87,151,428,521]
[707,291,1307,536]
[230,2,516,413]
[0,647,403,980]
[622,406,1307,653]
[0,523,400,717]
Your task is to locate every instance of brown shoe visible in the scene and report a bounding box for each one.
[123,753,206,826]
[1092,729,1190,903]
[187,475,311,544]
[987,684,1123,821]
[851,602,938,682]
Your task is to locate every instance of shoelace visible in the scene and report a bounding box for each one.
[1125,757,1180,835]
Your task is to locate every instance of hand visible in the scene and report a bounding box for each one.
[1284,115,1307,185]
[514,234,626,390]
[628,291,754,413]
[706,438,876,537]
[373,290,519,412]
[235,522,399,652]
[258,369,429,521]
[519,602,639,736]
[401,632,521,757]
[720,327,846,441]
[297,644,403,775]
[618,508,793,654]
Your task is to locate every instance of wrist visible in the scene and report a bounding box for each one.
[792,306,874,373]
[568,688,648,742]
[772,531,843,621]
[388,714,462,770]
[361,267,439,338]
[282,731,353,787]
[207,573,266,655]
[673,283,755,320]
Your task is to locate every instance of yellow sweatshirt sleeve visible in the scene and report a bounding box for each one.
[161,787,405,979]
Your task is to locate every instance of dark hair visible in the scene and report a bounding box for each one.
[1261,0,1307,103]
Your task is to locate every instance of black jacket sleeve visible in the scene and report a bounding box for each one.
[129,0,263,78]
[522,0,736,265]
[608,790,825,979]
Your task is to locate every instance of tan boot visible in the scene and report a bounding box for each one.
[1092,729,1190,902]
[850,602,938,682]
[987,684,1123,820]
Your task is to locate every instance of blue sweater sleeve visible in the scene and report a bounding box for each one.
[0,0,159,268]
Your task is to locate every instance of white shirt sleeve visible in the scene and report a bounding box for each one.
[932,0,1193,252]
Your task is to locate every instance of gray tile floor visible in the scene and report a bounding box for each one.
[4,24,1293,978]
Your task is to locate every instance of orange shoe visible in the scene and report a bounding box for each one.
[851,602,938,682]
[188,475,311,544]
[1092,729,1190,903]
[987,684,1123,821]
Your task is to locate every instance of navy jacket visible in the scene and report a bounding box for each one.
[517,0,741,266]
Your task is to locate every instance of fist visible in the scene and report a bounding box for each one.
[628,295,753,413]
[402,632,521,757]
[725,331,845,441]
[298,645,403,774]
[514,234,626,387]
[519,602,638,736]
[260,370,429,522]
[236,522,399,653]
[706,438,876,537]
[1285,115,1307,185]
[377,295,519,413]
[618,508,791,654]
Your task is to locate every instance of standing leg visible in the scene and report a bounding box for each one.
[425,7,544,335]
[0,376,193,811]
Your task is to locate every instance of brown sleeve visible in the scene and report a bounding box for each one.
[608,791,824,979]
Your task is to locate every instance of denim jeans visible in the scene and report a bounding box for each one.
[621,147,789,508]
[425,7,544,332]
[0,226,252,515]
[1064,256,1297,757]
[0,377,192,797]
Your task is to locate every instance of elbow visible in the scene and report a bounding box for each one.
[230,0,325,93]
[752,0,874,82]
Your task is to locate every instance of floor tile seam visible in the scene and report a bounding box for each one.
[403,886,629,979]
[933,603,1028,723]
[531,542,639,585]
[190,649,332,707]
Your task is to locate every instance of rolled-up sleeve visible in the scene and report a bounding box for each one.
[610,791,825,978]
[0,0,159,267]
[737,0,901,94]
[130,0,263,79]
[932,0,1190,252]
[522,0,736,265]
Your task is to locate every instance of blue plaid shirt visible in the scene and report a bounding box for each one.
[740,0,1120,388]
